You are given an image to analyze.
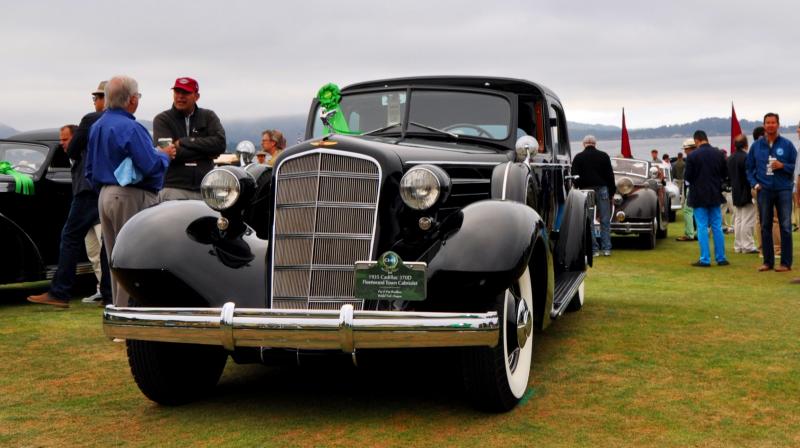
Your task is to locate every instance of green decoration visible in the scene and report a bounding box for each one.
[0,161,34,195]
[316,83,358,135]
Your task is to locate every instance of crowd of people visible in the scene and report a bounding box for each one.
[574,113,800,284]
[27,75,287,309]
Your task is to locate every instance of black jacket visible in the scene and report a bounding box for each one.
[685,143,727,208]
[153,105,226,191]
[727,150,751,207]
[571,146,616,196]
[66,110,103,196]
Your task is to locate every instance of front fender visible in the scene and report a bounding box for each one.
[554,188,591,272]
[619,188,658,220]
[112,201,267,308]
[0,212,45,287]
[423,200,542,307]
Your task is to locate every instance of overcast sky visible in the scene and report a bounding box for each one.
[2,0,798,131]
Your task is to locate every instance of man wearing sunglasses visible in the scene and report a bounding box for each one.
[27,81,113,308]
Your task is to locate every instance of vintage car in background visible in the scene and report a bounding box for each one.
[103,76,594,412]
[661,164,681,222]
[609,157,670,249]
[0,130,93,292]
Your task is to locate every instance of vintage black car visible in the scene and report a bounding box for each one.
[609,157,670,249]
[102,76,593,412]
[0,130,93,291]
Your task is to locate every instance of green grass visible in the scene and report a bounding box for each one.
[2,213,799,447]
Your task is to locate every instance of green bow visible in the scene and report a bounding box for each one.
[316,83,359,135]
[0,160,35,195]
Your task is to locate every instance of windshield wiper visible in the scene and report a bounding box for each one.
[408,121,459,139]
[361,122,402,136]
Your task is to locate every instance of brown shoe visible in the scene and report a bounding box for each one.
[675,236,694,242]
[790,278,800,284]
[27,292,69,308]
[775,265,792,272]
[757,264,773,272]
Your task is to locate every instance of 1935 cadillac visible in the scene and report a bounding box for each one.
[1,130,94,291]
[609,157,670,249]
[103,76,593,412]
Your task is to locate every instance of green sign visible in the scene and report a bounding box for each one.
[354,251,427,301]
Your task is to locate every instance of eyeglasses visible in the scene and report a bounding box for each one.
[92,94,104,101]
[133,93,142,99]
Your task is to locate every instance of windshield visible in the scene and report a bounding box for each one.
[312,89,511,140]
[0,142,49,178]
[611,158,649,177]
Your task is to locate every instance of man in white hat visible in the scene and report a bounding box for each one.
[675,138,697,242]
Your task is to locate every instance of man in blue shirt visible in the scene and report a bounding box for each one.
[746,113,797,272]
[85,75,176,306]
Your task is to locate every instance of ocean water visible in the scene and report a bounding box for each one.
[570,134,800,160]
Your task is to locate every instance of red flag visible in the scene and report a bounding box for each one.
[620,108,632,158]
[730,103,743,153]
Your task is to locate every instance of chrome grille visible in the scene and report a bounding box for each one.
[272,152,380,310]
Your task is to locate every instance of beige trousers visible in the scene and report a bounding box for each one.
[99,185,158,307]
[733,203,757,252]
[84,223,103,284]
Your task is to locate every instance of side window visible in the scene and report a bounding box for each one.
[549,104,568,156]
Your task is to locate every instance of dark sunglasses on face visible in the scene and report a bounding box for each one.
[92,94,104,101]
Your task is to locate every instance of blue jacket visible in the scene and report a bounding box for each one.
[684,143,727,208]
[85,108,170,192]
[745,135,797,191]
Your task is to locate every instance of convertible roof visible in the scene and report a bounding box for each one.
[342,76,559,100]
[8,128,59,142]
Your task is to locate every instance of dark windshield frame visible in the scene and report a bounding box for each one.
[310,86,515,148]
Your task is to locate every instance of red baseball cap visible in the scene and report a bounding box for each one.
[172,77,199,93]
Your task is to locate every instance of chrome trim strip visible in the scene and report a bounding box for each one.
[405,161,502,166]
[501,162,511,200]
[103,304,500,352]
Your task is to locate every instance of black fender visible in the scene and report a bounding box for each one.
[111,200,267,308]
[490,161,535,205]
[554,188,592,272]
[423,200,543,308]
[619,189,658,220]
[0,212,45,286]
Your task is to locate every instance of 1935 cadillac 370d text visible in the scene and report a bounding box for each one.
[103,77,593,412]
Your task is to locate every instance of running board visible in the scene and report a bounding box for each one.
[551,270,586,319]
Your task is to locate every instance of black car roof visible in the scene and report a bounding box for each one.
[342,76,559,101]
[8,128,59,143]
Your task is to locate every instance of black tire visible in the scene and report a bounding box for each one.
[656,217,668,239]
[463,267,533,412]
[639,218,657,249]
[566,279,585,312]
[127,339,228,405]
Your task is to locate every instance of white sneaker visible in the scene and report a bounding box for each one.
[81,291,103,303]
[112,338,125,343]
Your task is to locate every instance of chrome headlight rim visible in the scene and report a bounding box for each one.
[400,165,450,211]
[616,177,634,196]
[201,168,242,211]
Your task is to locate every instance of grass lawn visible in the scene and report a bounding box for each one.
[2,213,799,447]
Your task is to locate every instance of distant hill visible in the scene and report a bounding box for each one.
[567,117,794,141]
[0,122,18,138]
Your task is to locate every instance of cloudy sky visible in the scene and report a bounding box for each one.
[1,0,798,131]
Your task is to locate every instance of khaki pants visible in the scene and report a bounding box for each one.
[733,203,756,252]
[99,185,158,307]
[84,224,103,287]
[158,187,202,202]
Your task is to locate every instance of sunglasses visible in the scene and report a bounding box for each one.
[92,94,104,101]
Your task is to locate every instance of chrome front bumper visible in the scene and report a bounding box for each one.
[610,222,653,234]
[103,303,500,353]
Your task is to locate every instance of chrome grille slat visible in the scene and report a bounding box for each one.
[272,151,380,311]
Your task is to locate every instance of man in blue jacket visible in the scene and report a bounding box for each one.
[685,130,729,267]
[84,75,176,306]
[746,113,797,272]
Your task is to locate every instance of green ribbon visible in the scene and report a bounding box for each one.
[0,160,34,195]
[316,83,359,135]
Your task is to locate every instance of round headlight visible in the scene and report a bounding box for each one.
[400,167,441,210]
[617,177,634,195]
[201,169,241,211]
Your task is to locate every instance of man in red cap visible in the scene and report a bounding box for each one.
[153,77,226,200]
